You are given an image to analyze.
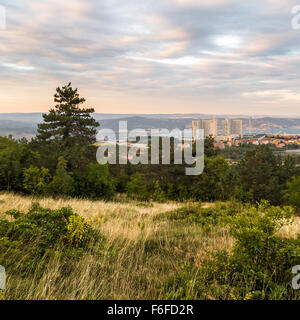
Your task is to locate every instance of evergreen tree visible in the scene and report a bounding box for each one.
[37,83,99,145]
[32,83,100,170]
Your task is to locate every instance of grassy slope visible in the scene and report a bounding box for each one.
[0,193,299,300]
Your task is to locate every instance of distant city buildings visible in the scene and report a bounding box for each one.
[192,118,243,140]
[249,117,253,135]
[222,119,243,137]
[192,117,300,150]
[192,118,218,139]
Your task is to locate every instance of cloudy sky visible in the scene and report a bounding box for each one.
[0,0,300,115]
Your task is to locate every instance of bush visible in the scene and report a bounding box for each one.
[157,203,226,228]
[0,137,38,192]
[191,156,231,201]
[125,173,148,201]
[78,163,116,200]
[283,176,300,212]
[23,166,51,196]
[0,203,103,275]
[65,215,90,247]
[161,201,300,300]
[47,157,75,197]
[206,202,300,299]
[152,181,165,203]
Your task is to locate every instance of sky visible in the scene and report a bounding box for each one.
[0,0,300,116]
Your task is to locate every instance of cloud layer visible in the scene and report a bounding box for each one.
[0,0,300,115]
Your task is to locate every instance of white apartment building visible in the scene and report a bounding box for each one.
[192,118,218,139]
[222,119,243,137]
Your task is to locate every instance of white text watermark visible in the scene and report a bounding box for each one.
[96,121,205,176]
[292,5,300,29]
[0,265,5,290]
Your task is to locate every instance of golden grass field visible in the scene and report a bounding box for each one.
[1,193,300,300]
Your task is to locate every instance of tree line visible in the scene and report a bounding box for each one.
[0,83,299,209]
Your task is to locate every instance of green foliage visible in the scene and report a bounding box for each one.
[125,173,148,201]
[23,166,51,196]
[161,201,300,300]
[1,203,77,247]
[226,202,295,266]
[209,202,300,299]
[65,215,90,247]
[160,265,200,299]
[48,157,75,197]
[152,180,165,202]
[36,83,99,146]
[0,137,38,191]
[77,163,116,200]
[5,209,23,219]
[196,202,299,299]
[237,145,296,205]
[31,83,99,171]
[0,203,102,275]
[204,135,219,157]
[283,176,300,211]
[156,202,241,234]
[191,156,231,201]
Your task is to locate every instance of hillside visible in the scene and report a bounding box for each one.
[1,193,300,300]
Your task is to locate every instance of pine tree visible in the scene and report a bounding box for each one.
[36,83,99,146]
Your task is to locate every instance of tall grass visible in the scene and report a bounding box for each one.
[0,193,299,300]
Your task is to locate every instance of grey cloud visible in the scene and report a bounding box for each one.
[0,0,300,114]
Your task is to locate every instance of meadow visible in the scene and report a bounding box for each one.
[1,193,300,300]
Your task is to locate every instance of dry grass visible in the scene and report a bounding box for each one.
[277,216,300,239]
[0,193,180,243]
[1,193,299,300]
[1,193,223,300]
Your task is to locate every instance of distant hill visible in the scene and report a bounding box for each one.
[0,113,44,123]
[99,117,194,132]
[0,120,37,139]
[3,112,294,122]
[1,113,300,139]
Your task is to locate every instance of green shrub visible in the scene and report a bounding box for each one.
[47,157,75,197]
[23,166,51,196]
[207,202,300,299]
[283,176,300,212]
[161,201,300,300]
[225,201,296,270]
[152,181,165,203]
[156,203,225,228]
[78,163,117,200]
[125,173,148,201]
[65,215,90,247]
[0,203,103,275]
